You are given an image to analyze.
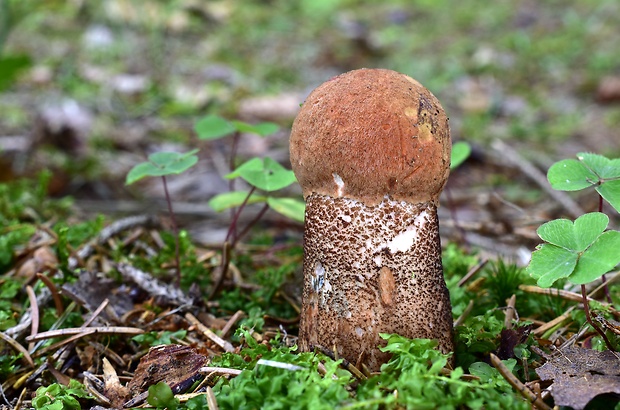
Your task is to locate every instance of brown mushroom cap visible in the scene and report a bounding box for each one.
[290,68,451,206]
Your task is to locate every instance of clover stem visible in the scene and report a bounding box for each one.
[225,186,257,245]
[228,131,241,240]
[161,175,181,287]
[581,284,615,351]
[597,192,613,303]
[234,203,269,248]
[212,187,260,299]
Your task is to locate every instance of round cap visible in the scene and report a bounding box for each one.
[290,68,451,206]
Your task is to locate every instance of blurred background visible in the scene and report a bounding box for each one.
[1,0,619,256]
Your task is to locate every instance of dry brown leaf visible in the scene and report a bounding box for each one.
[535,345,620,409]
[127,344,209,396]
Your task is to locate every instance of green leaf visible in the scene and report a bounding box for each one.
[125,149,199,185]
[576,152,620,179]
[267,197,306,222]
[527,244,577,288]
[208,191,267,212]
[450,141,471,170]
[147,382,178,410]
[547,153,620,212]
[528,212,620,287]
[226,157,297,191]
[536,213,609,252]
[547,158,598,191]
[0,55,31,91]
[596,179,620,213]
[469,362,497,382]
[570,230,620,284]
[232,120,279,136]
[194,115,236,140]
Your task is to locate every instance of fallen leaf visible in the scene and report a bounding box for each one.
[535,345,620,409]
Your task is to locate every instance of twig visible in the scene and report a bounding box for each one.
[68,215,160,270]
[457,258,488,287]
[580,284,615,351]
[504,294,517,329]
[116,263,193,306]
[491,139,583,218]
[489,353,552,410]
[311,344,367,380]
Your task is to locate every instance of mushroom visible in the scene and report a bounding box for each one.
[289,68,453,371]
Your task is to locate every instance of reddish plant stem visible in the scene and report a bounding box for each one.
[597,193,613,303]
[234,203,269,248]
[225,186,257,245]
[162,175,181,287]
[581,284,615,351]
[228,132,241,242]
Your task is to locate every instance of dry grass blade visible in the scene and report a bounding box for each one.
[206,386,219,410]
[454,299,474,327]
[520,285,593,304]
[532,313,572,337]
[25,285,39,353]
[36,272,64,315]
[457,258,488,287]
[186,312,235,352]
[0,332,35,368]
[490,139,583,218]
[200,366,243,376]
[220,310,245,338]
[25,326,144,342]
[489,353,552,410]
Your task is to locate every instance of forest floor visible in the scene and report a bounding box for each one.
[1,1,620,409]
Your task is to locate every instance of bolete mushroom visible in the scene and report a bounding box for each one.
[289,68,453,371]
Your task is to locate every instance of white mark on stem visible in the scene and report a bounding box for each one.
[333,173,345,197]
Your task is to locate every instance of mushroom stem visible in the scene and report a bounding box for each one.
[299,194,453,371]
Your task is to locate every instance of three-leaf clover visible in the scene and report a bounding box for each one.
[527,212,620,287]
[209,157,304,222]
[547,152,620,213]
[126,149,199,185]
[195,115,278,140]
[226,157,297,192]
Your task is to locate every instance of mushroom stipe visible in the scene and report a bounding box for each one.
[290,68,454,371]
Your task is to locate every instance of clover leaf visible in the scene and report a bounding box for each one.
[450,141,471,170]
[125,149,199,185]
[266,197,305,222]
[195,115,278,140]
[208,191,267,212]
[226,157,297,192]
[527,212,620,287]
[547,152,620,213]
